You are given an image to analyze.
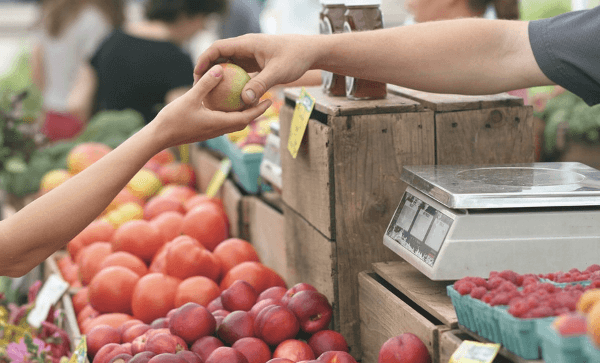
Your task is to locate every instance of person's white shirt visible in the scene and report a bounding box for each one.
[38,5,112,112]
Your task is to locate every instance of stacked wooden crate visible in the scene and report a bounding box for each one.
[279,86,534,359]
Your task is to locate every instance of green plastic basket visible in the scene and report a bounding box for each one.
[496,308,554,360]
[447,285,478,333]
[584,337,600,362]
[537,319,589,363]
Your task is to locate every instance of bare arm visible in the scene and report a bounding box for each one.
[0,65,272,277]
[67,62,97,122]
[195,19,553,104]
[30,42,45,93]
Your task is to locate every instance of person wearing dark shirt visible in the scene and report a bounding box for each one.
[70,0,226,124]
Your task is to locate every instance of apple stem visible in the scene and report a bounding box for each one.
[310,313,322,321]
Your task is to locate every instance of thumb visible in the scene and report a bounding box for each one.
[241,68,278,106]
[191,64,223,99]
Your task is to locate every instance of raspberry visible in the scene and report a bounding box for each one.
[469,277,488,288]
[470,286,487,300]
[482,292,494,304]
[522,277,539,287]
[455,281,476,295]
[569,268,581,274]
[488,277,507,290]
[527,306,555,318]
[584,264,600,273]
[538,283,557,294]
[499,270,520,285]
[508,298,530,317]
[489,271,499,280]
[490,292,511,306]
[588,280,600,289]
[554,292,577,311]
[497,281,518,293]
[523,283,539,294]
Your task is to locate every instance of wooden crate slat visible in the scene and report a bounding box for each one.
[373,261,458,328]
[436,106,534,165]
[245,196,291,283]
[280,106,335,239]
[388,85,524,112]
[282,203,336,309]
[330,110,435,355]
[284,87,422,116]
[359,271,444,363]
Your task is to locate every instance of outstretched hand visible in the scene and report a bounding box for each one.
[194,34,317,106]
[153,64,272,150]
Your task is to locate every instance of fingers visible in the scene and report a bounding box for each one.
[191,65,223,99]
[241,68,281,106]
[194,46,223,85]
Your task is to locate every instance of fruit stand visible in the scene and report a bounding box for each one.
[3,2,600,360]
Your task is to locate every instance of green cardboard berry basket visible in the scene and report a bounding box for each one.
[537,319,589,363]
[584,337,600,362]
[539,278,592,288]
[496,307,554,360]
[447,285,478,334]
[202,136,266,194]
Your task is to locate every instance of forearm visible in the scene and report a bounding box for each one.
[0,123,164,277]
[312,19,552,94]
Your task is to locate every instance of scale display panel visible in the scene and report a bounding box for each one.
[386,191,454,267]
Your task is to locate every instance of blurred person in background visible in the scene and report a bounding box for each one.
[220,0,262,39]
[31,0,125,141]
[68,0,226,125]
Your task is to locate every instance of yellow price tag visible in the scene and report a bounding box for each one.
[287,88,315,159]
[68,336,87,363]
[206,158,232,197]
[450,341,501,363]
[179,144,190,163]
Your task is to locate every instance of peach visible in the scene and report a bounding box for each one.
[254,305,300,346]
[249,298,283,320]
[221,280,258,312]
[207,297,224,312]
[258,286,287,303]
[203,63,251,112]
[287,291,332,333]
[158,163,196,189]
[212,309,230,329]
[147,354,187,363]
[88,324,121,359]
[308,330,349,356]
[144,196,186,221]
[145,332,187,355]
[151,318,170,329]
[176,351,203,363]
[129,352,156,363]
[318,351,357,363]
[217,310,255,345]
[131,334,149,355]
[232,337,272,363]
[94,343,131,363]
[108,353,133,363]
[120,319,144,338]
[67,142,112,174]
[273,340,315,362]
[265,359,295,363]
[169,302,217,344]
[378,333,431,363]
[281,283,317,306]
[205,347,249,363]
[552,313,588,336]
[122,324,152,343]
[190,336,224,361]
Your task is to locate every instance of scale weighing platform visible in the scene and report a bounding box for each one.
[383,162,600,280]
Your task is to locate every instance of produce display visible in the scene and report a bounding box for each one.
[449,266,600,360]
[0,281,71,363]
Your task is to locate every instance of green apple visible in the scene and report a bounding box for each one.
[203,63,252,112]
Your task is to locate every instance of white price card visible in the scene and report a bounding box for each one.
[27,274,69,328]
[450,341,500,363]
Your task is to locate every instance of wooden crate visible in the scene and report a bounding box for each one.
[241,195,291,283]
[280,86,535,358]
[388,85,535,165]
[359,271,451,363]
[280,86,434,357]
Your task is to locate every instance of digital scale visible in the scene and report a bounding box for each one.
[384,162,600,280]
